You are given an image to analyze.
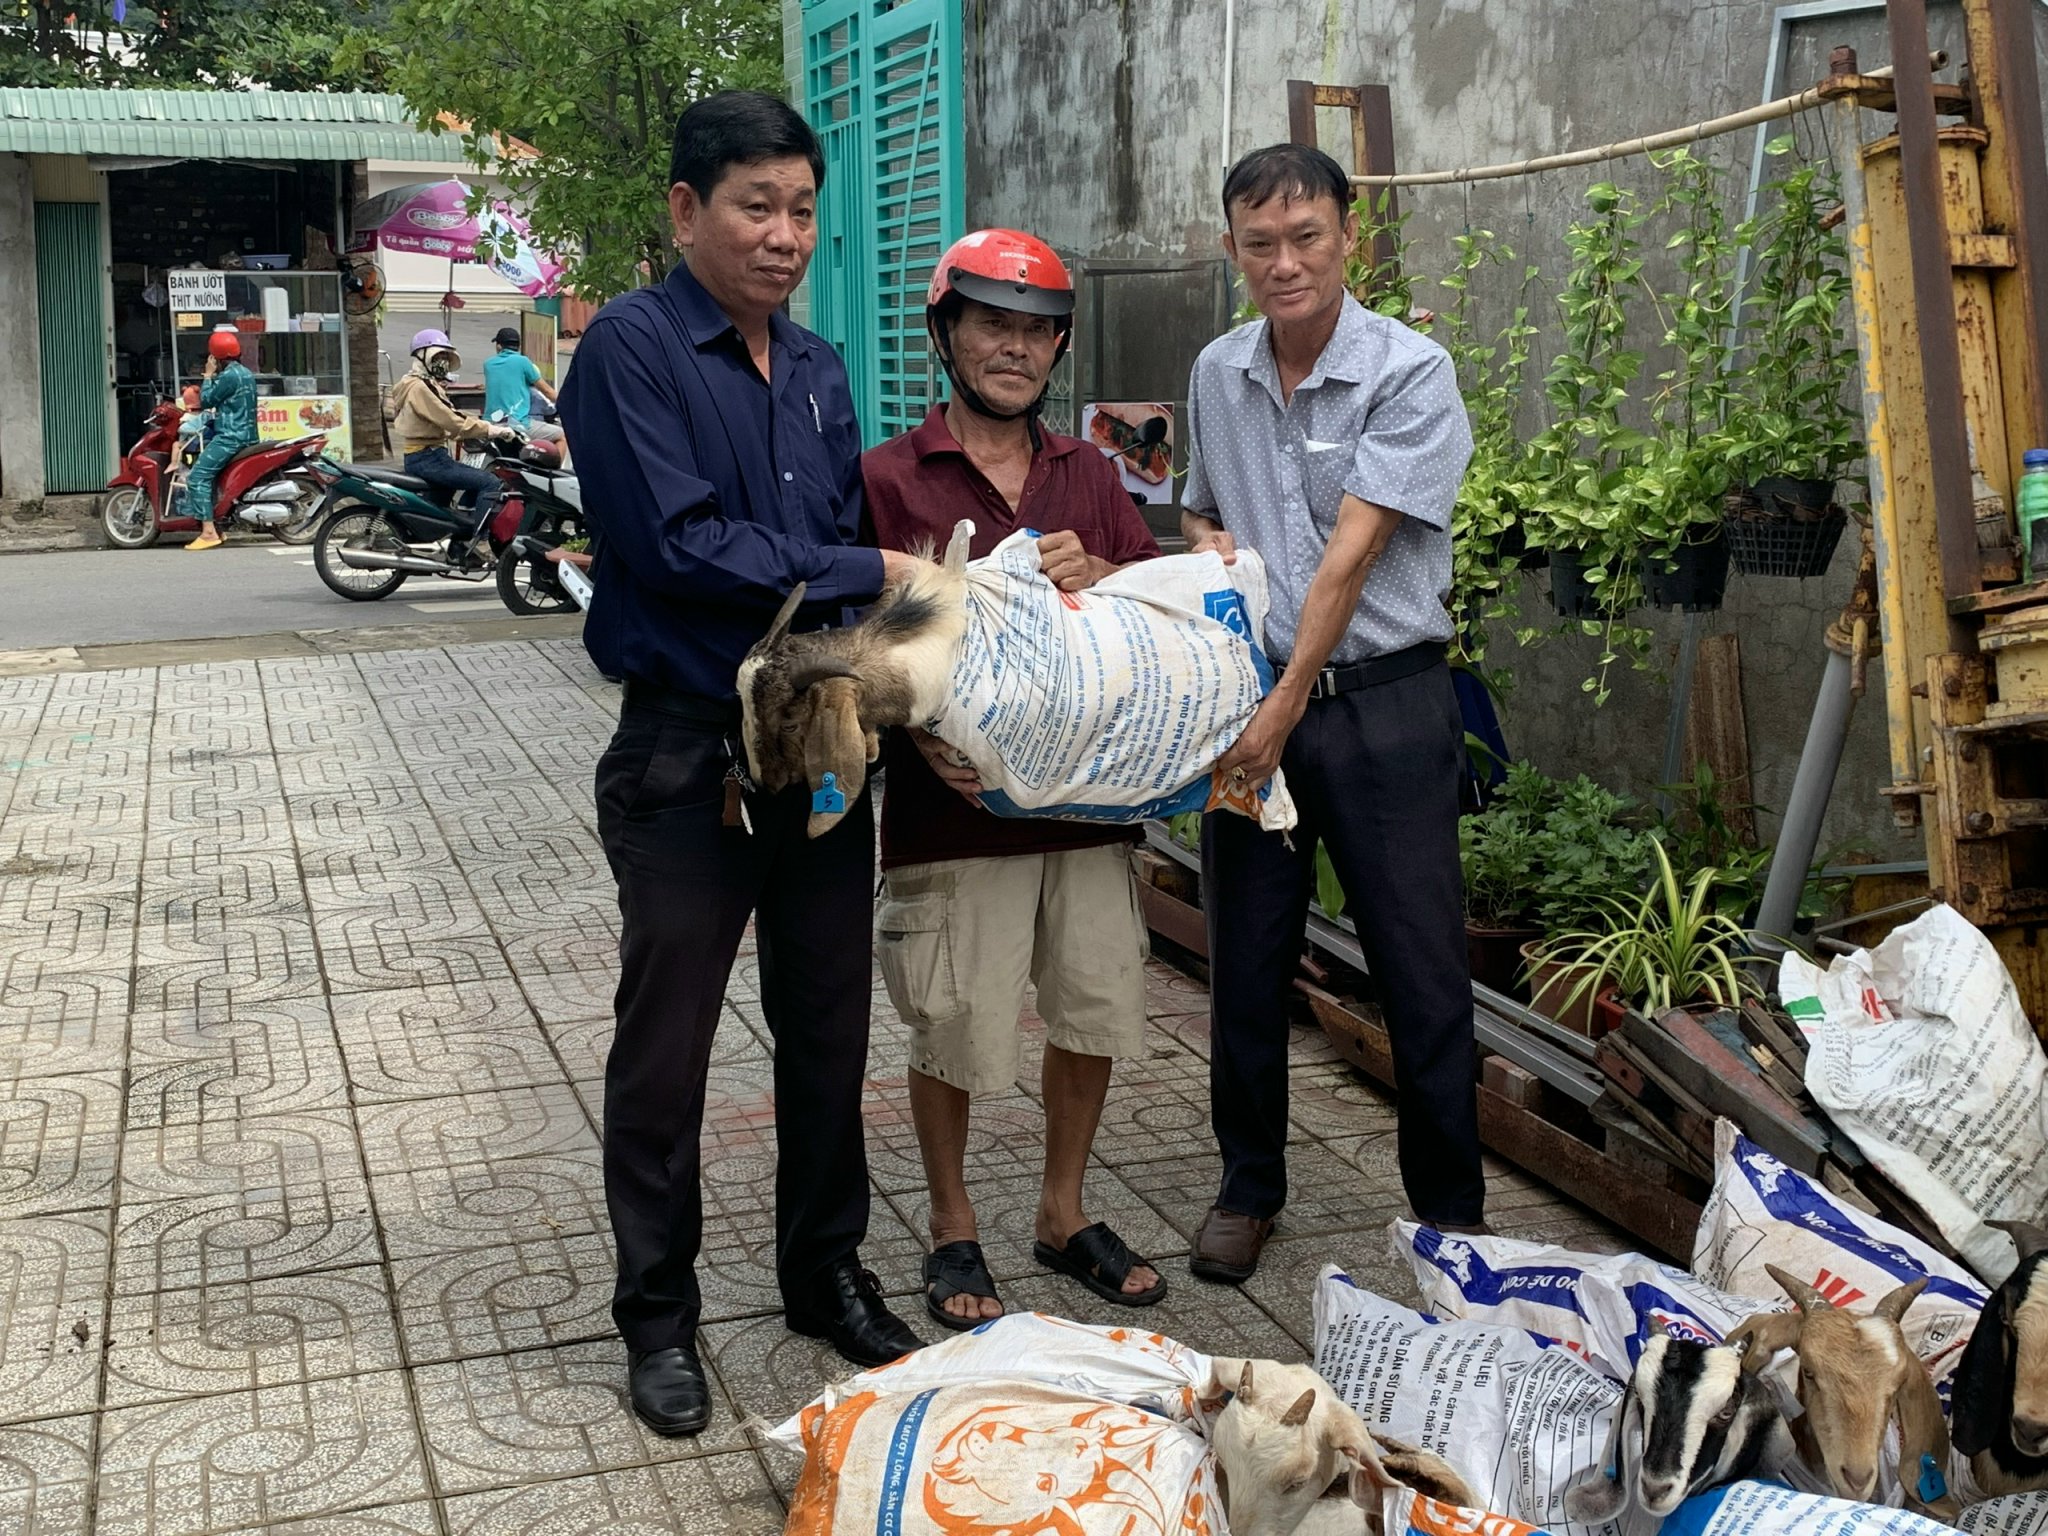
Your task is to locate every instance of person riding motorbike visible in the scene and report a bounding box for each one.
[387,328,518,564]
[183,329,257,551]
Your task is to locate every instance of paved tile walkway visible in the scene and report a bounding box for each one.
[0,640,1623,1535]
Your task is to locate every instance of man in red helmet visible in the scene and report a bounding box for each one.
[182,328,257,550]
[863,229,1169,1330]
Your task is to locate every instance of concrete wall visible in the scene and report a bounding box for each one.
[0,155,45,505]
[960,0,2048,862]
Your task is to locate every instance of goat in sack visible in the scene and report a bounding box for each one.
[1562,1333,1795,1523]
[1727,1264,1960,1520]
[1953,1219,2048,1497]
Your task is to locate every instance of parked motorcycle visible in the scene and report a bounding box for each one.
[100,397,328,549]
[494,456,587,616]
[308,426,574,603]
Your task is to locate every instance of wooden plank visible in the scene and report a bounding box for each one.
[1602,1035,1718,1165]
[1285,79,1319,147]
[1681,632,1756,844]
[1739,999,1810,1077]
[1622,1013,1831,1173]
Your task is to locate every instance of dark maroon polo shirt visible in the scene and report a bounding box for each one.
[861,404,1163,870]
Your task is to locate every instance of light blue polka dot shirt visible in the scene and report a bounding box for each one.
[1183,294,1473,663]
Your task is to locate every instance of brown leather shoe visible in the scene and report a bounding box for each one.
[1189,1205,1274,1283]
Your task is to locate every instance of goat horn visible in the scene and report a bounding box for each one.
[1989,1218,2048,1259]
[761,583,808,649]
[787,657,861,693]
[1279,1388,1316,1428]
[1872,1274,1928,1323]
[1766,1262,1828,1313]
[1237,1361,1254,1398]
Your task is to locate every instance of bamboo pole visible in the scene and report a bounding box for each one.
[1350,53,1945,187]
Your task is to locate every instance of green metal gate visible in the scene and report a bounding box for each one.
[801,0,962,447]
[34,202,110,493]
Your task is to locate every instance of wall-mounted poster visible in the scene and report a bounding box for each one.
[256,395,351,443]
[1082,402,1174,505]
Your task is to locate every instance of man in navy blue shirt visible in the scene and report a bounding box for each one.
[559,90,924,1439]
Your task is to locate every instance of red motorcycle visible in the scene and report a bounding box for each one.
[99,397,329,550]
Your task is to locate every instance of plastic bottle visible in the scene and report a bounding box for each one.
[2021,449,2048,583]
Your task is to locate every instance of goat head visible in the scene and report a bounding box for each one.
[1956,1235,2048,1494]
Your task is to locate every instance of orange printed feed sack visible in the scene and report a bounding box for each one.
[1383,1491,1543,1536]
[772,1314,1222,1536]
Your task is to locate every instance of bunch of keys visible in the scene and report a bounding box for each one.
[720,740,755,834]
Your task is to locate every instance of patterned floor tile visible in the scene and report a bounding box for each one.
[94,1369,431,1536]
[355,1085,597,1176]
[1120,1137,1403,1246]
[118,1108,364,1205]
[4,771,147,830]
[370,1152,608,1261]
[0,891,137,973]
[130,914,324,1015]
[1001,1266,1306,1361]
[1288,1061,1403,1141]
[0,1414,93,1536]
[541,1017,611,1085]
[248,1500,443,1535]
[312,911,512,995]
[514,969,617,1029]
[332,979,565,1104]
[294,822,460,886]
[0,1072,121,1220]
[496,925,623,983]
[0,968,131,1080]
[0,1213,108,1426]
[301,862,485,923]
[414,1339,746,1495]
[1234,1226,1424,1348]
[144,757,282,820]
[125,997,348,1130]
[441,1455,786,1536]
[0,817,145,888]
[696,1187,926,1327]
[391,1230,617,1364]
[464,842,613,922]
[860,1090,1055,1197]
[113,1177,380,1296]
[696,1312,860,1435]
[103,1265,401,1408]
[137,854,310,929]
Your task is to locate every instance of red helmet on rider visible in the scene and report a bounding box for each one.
[925,229,1073,422]
[207,330,242,361]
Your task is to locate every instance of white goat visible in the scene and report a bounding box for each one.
[735,520,973,836]
[1563,1333,1795,1523]
[1953,1218,2048,1496]
[1726,1264,1959,1520]
[1206,1359,1477,1536]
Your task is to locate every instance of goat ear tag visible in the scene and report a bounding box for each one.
[811,773,846,816]
[1917,1455,1947,1504]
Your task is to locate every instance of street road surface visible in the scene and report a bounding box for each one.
[0,541,546,650]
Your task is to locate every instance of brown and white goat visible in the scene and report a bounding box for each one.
[1726,1263,1959,1519]
[1206,1359,1478,1536]
[1952,1218,2048,1496]
[735,521,973,836]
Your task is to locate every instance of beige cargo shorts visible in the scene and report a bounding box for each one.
[875,843,1150,1097]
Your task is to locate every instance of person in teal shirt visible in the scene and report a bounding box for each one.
[483,327,563,447]
[184,329,257,550]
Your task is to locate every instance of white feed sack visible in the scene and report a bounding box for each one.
[930,531,1298,832]
[1779,904,2048,1287]
[768,1313,1222,1536]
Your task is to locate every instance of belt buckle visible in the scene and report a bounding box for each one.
[1314,666,1339,700]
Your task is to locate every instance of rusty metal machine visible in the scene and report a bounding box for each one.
[1817,0,2048,1018]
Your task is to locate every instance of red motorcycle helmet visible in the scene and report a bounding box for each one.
[207,330,242,361]
[520,438,563,469]
[925,229,1073,421]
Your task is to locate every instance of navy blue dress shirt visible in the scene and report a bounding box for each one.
[558,260,883,699]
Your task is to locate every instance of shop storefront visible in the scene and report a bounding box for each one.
[0,89,470,505]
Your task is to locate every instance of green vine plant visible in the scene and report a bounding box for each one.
[1521,181,1654,702]
[1724,135,1862,490]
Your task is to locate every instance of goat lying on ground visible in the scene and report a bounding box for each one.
[1563,1332,1794,1523]
[1726,1264,1960,1520]
[736,521,973,837]
[1953,1218,2048,1497]
[1206,1359,1477,1535]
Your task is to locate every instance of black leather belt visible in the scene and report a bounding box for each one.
[1281,640,1446,700]
[619,679,741,730]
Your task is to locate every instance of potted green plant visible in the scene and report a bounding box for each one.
[1506,773,1655,1032]
[1542,838,1761,1026]
[1633,148,1741,612]
[1721,137,1860,578]
[1459,762,1551,995]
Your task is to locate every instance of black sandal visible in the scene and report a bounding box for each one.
[923,1240,1004,1332]
[1032,1222,1168,1308]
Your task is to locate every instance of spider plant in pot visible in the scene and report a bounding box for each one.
[1541,838,1761,1030]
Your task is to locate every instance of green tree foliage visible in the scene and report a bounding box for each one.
[2,0,390,88]
[380,0,781,302]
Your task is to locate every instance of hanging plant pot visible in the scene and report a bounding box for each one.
[1496,520,1548,573]
[1548,549,1604,618]
[1640,525,1731,612]
[1726,482,1848,578]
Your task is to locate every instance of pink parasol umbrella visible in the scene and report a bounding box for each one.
[347,178,564,298]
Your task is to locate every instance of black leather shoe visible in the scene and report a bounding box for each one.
[786,1262,924,1368]
[627,1346,711,1436]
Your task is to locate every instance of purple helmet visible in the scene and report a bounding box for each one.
[410,328,452,353]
